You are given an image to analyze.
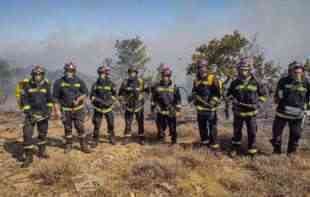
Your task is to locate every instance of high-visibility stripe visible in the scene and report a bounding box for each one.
[232,141,241,145]
[37,141,47,145]
[96,85,112,91]
[248,149,258,154]
[127,106,143,113]
[210,144,220,149]
[159,110,170,115]
[236,84,257,91]
[157,87,175,93]
[212,97,219,102]
[61,82,81,88]
[65,135,73,139]
[285,84,307,92]
[259,96,267,102]
[62,105,84,112]
[24,145,35,149]
[22,105,31,111]
[78,134,87,138]
[196,105,216,112]
[239,110,258,117]
[29,88,47,93]
[94,106,113,114]
[276,112,301,120]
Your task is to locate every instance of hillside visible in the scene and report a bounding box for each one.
[0,107,309,197]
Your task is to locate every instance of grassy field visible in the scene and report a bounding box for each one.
[0,111,309,197]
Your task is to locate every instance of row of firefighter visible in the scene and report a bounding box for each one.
[15,59,310,168]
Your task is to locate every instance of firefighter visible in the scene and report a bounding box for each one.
[227,59,267,157]
[151,66,182,144]
[90,65,117,147]
[191,61,221,149]
[20,65,54,168]
[118,66,145,145]
[271,61,310,155]
[53,62,91,154]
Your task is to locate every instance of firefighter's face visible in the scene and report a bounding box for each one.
[65,71,75,78]
[292,68,304,81]
[239,69,250,78]
[163,75,170,82]
[129,71,137,78]
[34,74,43,82]
[100,73,107,79]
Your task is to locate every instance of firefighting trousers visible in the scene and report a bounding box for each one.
[232,115,257,150]
[23,117,49,149]
[271,115,302,154]
[124,110,144,136]
[62,110,86,144]
[197,112,218,145]
[156,113,177,142]
[92,111,115,138]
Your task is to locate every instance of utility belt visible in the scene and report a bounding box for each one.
[276,105,304,119]
[26,112,49,123]
[154,104,178,117]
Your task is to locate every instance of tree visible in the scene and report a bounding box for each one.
[305,58,310,74]
[114,36,151,79]
[187,31,248,77]
[187,31,280,85]
[0,59,13,104]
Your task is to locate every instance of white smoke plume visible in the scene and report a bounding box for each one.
[0,0,309,84]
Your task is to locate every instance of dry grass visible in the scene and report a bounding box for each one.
[31,157,80,186]
[1,113,310,197]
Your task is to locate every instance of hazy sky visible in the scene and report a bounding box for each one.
[0,0,309,81]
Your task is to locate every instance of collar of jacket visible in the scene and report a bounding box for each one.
[159,79,172,87]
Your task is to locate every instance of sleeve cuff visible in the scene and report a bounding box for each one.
[22,105,31,111]
[259,96,267,102]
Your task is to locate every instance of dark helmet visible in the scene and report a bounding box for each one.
[31,65,45,76]
[288,61,304,71]
[64,62,77,72]
[97,65,111,75]
[128,65,138,74]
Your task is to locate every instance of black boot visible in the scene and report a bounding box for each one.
[109,135,116,145]
[38,144,49,159]
[171,136,177,145]
[21,149,33,168]
[91,136,99,148]
[64,143,72,154]
[287,144,297,156]
[270,139,282,154]
[122,131,131,145]
[139,136,145,145]
[80,138,92,154]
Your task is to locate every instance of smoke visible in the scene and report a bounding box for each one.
[0,0,309,84]
[238,0,310,65]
